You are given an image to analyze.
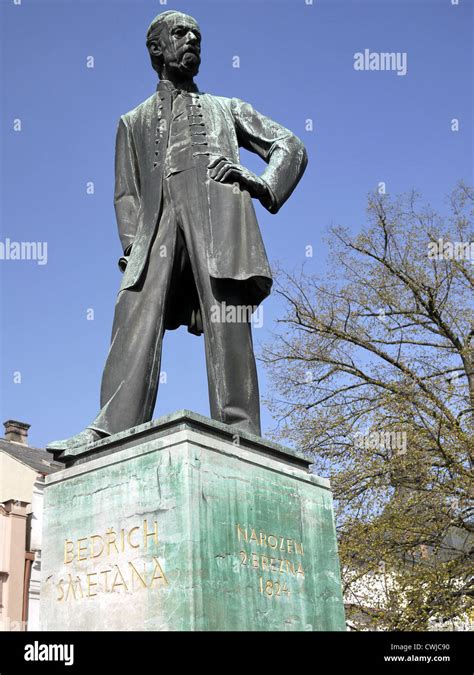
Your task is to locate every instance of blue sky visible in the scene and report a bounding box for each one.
[0,0,472,449]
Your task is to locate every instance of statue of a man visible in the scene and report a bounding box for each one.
[49,10,307,451]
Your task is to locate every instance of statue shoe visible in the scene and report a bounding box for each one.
[47,428,104,451]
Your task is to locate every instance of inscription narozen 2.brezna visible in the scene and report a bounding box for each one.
[236,524,305,598]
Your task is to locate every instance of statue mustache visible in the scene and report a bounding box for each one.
[181,47,200,58]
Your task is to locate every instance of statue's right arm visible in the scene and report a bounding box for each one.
[114,116,141,271]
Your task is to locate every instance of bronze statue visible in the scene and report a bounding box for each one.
[48,10,307,452]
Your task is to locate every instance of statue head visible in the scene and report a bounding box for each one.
[146,10,201,79]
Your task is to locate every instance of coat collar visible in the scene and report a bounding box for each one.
[156,79,199,97]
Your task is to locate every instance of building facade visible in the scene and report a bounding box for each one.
[0,420,61,630]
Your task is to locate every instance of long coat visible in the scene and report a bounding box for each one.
[113,82,308,332]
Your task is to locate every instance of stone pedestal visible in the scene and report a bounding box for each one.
[40,411,345,631]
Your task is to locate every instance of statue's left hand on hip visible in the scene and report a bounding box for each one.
[208,156,269,204]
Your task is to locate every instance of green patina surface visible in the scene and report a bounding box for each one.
[41,422,345,631]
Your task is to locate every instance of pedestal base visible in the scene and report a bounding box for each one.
[40,411,345,631]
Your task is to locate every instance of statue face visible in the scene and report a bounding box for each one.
[152,13,201,78]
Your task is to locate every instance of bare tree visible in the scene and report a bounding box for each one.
[263,184,473,630]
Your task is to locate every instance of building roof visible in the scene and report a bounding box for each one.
[0,438,63,475]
